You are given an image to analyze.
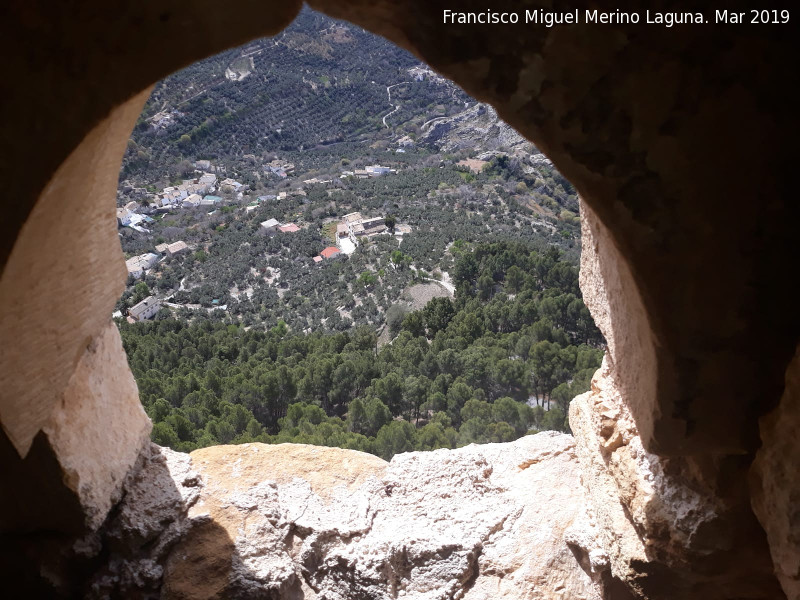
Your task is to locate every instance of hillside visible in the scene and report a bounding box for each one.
[122,8,474,180]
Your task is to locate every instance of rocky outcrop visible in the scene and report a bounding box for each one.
[0,92,154,535]
[570,360,781,600]
[751,346,800,599]
[88,435,602,600]
[571,199,785,599]
[420,103,527,154]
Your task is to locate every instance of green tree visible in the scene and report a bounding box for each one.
[347,397,368,434]
[385,304,408,336]
[423,297,455,336]
[505,265,524,294]
[416,422,453,451]
[375,421,416,460]
[477,275,494,300]
[461,398,492,423]
[132,281,151,304]
[401,311,426,337]
[151,421,180,447]
[364,397,392,437]
[492,397,524,434]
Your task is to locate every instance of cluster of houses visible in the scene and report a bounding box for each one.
[311,211,393,262]
[154,172,221,207]
[117,169,251,232]
[125,240,190,279]
[265,159,295,179]
[340,165,395,179]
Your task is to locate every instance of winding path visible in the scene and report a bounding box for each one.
[382,81,411,127]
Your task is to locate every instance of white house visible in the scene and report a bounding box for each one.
[182,193,202,208]
[116,208,133,227]
[260,218,281,235]
[340,212,386,243]
[365,165,392,176]
[128,296,162,322]
[125,253,159,279]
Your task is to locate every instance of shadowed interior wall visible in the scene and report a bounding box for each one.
[0,1,797,598]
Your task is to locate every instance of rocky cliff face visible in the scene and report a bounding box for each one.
[87,434,603,600]
[419,103,527,154]
[569,200,786,600]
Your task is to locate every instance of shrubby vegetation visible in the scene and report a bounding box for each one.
[121,242,603,459]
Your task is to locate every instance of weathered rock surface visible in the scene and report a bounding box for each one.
[570,359,784,600]
[90,434,601,600]
[0,92,154,535]
[420,103,527,154]
[574,197,786,600]
[751,346,800,599]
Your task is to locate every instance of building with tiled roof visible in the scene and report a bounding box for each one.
[320,247,341,260]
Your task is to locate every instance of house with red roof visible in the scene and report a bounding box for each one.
[320,246,341,260]
[279,223,300,233]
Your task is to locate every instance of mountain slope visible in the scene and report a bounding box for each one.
[122,8,479,181]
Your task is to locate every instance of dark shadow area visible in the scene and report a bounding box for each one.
[0,442,271,599]
[0,430,86,534]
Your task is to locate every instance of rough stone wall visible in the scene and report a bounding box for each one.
[86,435,602,600]
[0,93,153,534]
[573,197,786,598]
[0,1,798,598]
[570,360,781,599]
[751,346,800,598]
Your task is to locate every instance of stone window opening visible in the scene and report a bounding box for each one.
[0,3,796,599]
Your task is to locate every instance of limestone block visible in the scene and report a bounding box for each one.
[92,436,602,599]
[0,91,150,457]
[43,321,152,530]
[578,198,661,450]
[569,359,783,599]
